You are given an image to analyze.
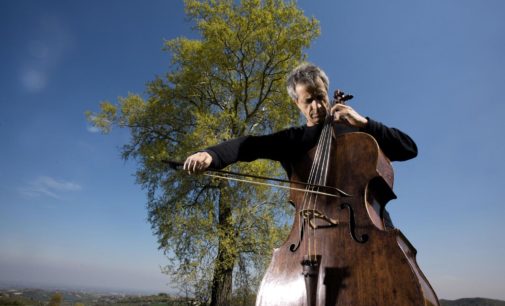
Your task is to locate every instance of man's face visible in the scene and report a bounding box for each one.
[294,77,329,127]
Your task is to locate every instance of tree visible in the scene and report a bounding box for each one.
[48,293,62,306]
[87,0,319,304]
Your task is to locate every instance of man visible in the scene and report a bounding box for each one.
[183,63,417,177]
[182,64,424,305]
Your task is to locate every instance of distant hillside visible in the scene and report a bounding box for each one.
[0,288,194,306]
[440,298,505,306]
[2,288,505,306]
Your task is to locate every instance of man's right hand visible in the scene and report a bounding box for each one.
[183,152,213,174]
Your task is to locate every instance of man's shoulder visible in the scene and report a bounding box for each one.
[279,124,308,133]
[269,124,310,139]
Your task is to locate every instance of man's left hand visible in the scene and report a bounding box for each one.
[330,104,368,128]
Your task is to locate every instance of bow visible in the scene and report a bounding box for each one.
[162,160,351,198]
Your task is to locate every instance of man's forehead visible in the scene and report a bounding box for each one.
[295,78,327,94]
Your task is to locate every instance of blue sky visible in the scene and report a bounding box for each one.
[1,0,504,300]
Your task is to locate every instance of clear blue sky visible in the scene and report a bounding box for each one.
[1,0,504,300]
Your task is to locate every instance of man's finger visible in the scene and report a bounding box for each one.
[190,160,197,173]
[188,159,196,173]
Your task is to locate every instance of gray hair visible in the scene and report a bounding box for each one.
[286,63,330,100]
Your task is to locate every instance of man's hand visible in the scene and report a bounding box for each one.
[183,151,213,174]
[330,104,368,128]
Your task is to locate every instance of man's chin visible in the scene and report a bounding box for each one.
[308,118,324,126]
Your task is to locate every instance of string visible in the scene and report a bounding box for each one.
[311,119,333,257]
[299,122,326,258]
[299,126,323,258]
[301,113,333,259]
[302,94,340,260]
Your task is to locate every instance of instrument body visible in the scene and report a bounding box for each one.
[255,132,439,306]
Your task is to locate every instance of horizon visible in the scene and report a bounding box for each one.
[0,281,166,295]
[1,284,504,302]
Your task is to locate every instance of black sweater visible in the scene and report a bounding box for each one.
[205,117,417,178]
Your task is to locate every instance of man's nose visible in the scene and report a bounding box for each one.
[311,99,321,108]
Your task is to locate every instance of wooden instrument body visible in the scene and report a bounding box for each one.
[255,132,439,306]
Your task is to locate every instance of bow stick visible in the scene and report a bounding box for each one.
[162,160,351,198]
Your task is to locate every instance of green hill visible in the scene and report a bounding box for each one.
[440,298,505,306]
[2,288,505,306]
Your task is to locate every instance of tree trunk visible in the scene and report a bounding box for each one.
[210,250,234,306]
[210,191,236,306]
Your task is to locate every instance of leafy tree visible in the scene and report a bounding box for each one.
[0,296,27,306]
[87,0,319,304]
[47,293,62,306]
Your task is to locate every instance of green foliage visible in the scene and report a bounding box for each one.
[439,298,505,306]
[48,293,62,306]
[0,297,29,306]
[88,0,319,303]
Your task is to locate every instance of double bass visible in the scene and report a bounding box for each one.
[255,91,439,306]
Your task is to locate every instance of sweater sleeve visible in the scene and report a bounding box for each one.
[360,117,418,161]
[204,128,302,169]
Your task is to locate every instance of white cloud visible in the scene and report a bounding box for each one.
[18,14,73,93]
[86,125,100,133]
[20,68,47,92]
[18,176,82,200]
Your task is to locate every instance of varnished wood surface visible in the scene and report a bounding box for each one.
[255,132,439,306]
